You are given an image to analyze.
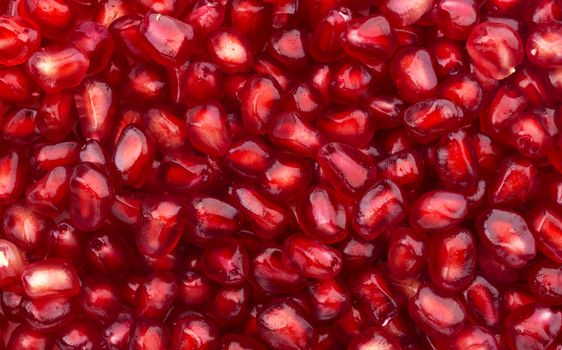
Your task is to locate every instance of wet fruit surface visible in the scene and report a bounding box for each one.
[0,1,560,349]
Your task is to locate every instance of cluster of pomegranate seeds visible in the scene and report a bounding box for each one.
[2,0,562,349]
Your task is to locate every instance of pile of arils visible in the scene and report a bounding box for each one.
[1,0,562,349]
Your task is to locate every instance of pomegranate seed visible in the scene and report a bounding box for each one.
[408,284,467,337]
[135,271,177,318]
[390,47,438,103]
[409,190,469,232]
[318,108,374,148]
[387,227,426,279]
[298,185,348,244]
[0,239,24,289]
[428,227,476,292]
[69,162,113,232]
[449,325,499,350]
[0,67,35,104]
[257,299,313,350]
[347,327,402,350]
[7,324,53,350]
[528,259,562,304]
[171,312,218,350]
[380,0,434,26]
[463,276,500,330]
[186,0,225,37]
[467,22,524,80]
[341,14,397,64]
[352,179,407,240]
[26,45,89,93]
[403,99,465,143]
[477,208,536,268]
[69,21,114,74]
[130,319,171,350]
[208,28,253,73]
[317,142,377,197]
[137,195,187,257]
[0,15,41,66]
[79,276,121,323]
[139,12,195,66]
[249,247,306,294]
[488,155,539,208]
[112,125,156,188]
[21,259,79,299]
[505,304,561,350]
[352,267,398,326]
[282,234,342,279]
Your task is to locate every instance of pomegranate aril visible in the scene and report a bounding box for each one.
[488,155,539,208]
[403,99,464,143]
[120,62,168,107]
[130,318,171,350]
[69,162,113,232]
[26,45,89,93]
[477,208,536,269]
[408,284,467,338]
[37,92,76,143]
[387,227,426,279]
[79,276,121,323]
[171,312,219,350]
[367,95,406,130]
[318,108,375,148]
[449,325,499,350]
[1,108,40,146]
[377,150,425,190]
[298,185,348,244]
[201,238,249,286]
[112,125,155,188]
[317,142,377,197]
[309,7,350,63]
[347,327,402,350]
[139,12,195,67]
[25,165,70,216]
[352,267,398,326]
[390,47,438,103]
[409,190,469,232]
[7,324,53,350]
[185,102,232,156]
[160,152,221,194]
[282,234,342,279]
[208,28,253,73]
[219,333,267,350]
[231,184,290,239]
[528,259,562,304]
[269,111,325,158]
[352,179,407,240]
[21,259,79,299]
[434,129,479,189]
[249,247,306,294]
[178,269,214,308]
[505,304,561,350]
[329,61,374,104]
[135,271,177,319]
[3,203,50,252]
[0,67,35,104]
[74,78,116,142]
[240,74,282,135]
[341,14,397,64]
[69,21,114,74]
[137,195,187,258]
[0,15,41,66]
[0,239,24,289]
[463,275,500,330]
[0,148,28,204]
[257,299,313,350]
[528,205,562,263]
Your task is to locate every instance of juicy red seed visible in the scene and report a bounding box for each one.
[403,99,465,143]
[351,268,398,326]
[409,190,469,232]
[408,284,467,338]
[352,179,408,240]
[340,14,397,64]
[0,15,41,66]
[466,22,524,80]
[257,299,313,350]
[390,47,438,103]
[428,227,477,293]
[505,304,561,350]
[477,208,536,269]
[282,234,342,279]
[139,11,195,67]
[21,259,80,299]
[26,45,89,93]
